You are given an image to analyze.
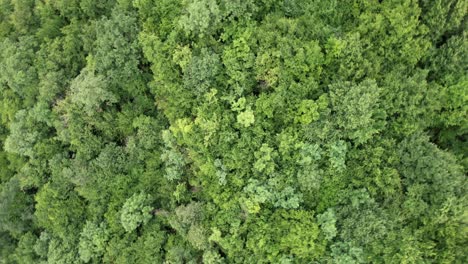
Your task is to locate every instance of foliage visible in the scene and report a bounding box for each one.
[120,193,153,232]
[78,221,109,262]
[0,0,466,263]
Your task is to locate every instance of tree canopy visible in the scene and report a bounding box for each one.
[0,0,466,263]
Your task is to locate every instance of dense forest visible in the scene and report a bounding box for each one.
[0,0,466,263]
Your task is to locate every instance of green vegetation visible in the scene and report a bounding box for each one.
[0,0,467,263]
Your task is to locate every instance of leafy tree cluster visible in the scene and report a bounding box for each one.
[0,0,466,263]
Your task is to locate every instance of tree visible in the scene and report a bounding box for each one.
[120,193,153,232]
[328,79,385,145]
[78,221,109,263]
[13,232,40,263]
[68,68,117,116]
[178,0,220,38]
[0,36,38,106]
[0,176,35,238]
[183,48,222,97]
[161,130,188,181]
[245,209,324,261]
[34,180,85,239]
[4,110,39,158]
